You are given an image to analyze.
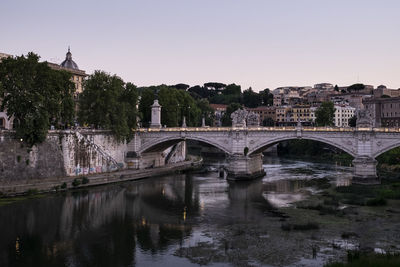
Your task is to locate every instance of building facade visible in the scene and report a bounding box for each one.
[364,97,400,127]
[246,106,276,125]
[48,48,86,96]
[334,104,355,127]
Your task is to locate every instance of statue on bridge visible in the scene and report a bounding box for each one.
[231,109,248,127]
[247,111,260,127]
[356,109,373,128]
[231,109,260,127]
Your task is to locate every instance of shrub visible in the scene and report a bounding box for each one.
[281,223,292,231]
[366,197,387,206]
[61,182,67,189]
[82,177,89,184]
[325,251,400,267]
[293,222,319,231]
[26,188,38,195]
[72,178,81,187]
[341,232,359,239]
[281,222,319,231]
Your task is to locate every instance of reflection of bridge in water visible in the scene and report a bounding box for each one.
[128,126,400,184]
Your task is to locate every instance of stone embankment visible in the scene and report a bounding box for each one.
[0,159,202,197]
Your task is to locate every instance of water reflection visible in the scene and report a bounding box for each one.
[0,157,355,266]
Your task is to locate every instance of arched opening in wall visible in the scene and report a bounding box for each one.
[139,137,230,168]
[186,140,226,159]
[251,138,354,166]
[277,139,353,164]
[141,138,229,155]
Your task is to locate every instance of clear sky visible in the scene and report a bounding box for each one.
[1,0,399,91]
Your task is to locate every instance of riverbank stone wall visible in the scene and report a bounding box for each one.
[0,130,128,182]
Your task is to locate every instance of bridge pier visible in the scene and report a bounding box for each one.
[352,156,380,184]
[226,153,265,181]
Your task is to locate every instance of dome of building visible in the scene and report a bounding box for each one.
[60,47,79,70]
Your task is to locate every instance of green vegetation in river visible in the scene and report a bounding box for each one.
[325,252,400,267]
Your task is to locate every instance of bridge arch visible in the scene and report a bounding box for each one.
[139,135,231,155]
[248,136,357,157]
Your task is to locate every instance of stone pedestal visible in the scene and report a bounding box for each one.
[352,156,380,184]
[150,100,162,128]
[125,156,141,170]
[226,153,265,181]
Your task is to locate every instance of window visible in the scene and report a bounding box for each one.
[0,118,4,128]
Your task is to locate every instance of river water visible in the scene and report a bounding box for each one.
[0,157,399,267]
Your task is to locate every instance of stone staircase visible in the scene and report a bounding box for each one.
[74,131,121,170]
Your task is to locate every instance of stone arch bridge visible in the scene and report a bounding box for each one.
[127,125,400,184]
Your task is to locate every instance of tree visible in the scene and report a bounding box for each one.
[139,85,202,127]
[196,98,215,126]
[242,87,262,108]
[221,103,242,126]
[159,85,180,127]
[349,115,357,127]
[210,83,241,104]
[174,89,201,127]
[347,83,365,92]
[138,88,156,127]
[78,71,138,142]
[204,82,226,90]
[315,101,335,126]
[223,83,241,96]
[259,88,273,106]
[0,52,75,146]
[122,82,140,135]
[334,85,339,92]
[188,85,209,99]
[171,83,190,90]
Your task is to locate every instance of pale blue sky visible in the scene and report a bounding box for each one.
[1,0,399,91]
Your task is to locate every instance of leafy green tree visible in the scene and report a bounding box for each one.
[139,85,201,127]
[243,87,262,108]
[188,85,210,99]
[210,83,241,104]
[223,84,241,95]
[349,115,357,127]
[122,82,140,134]
[347,83,365,92]
[315,101,335,126]
[174,89,201,127]
[159,86,180,127]
[377,147,400,165]
[204,82,226,90]
[222,103,242,126]
[334,85,339,92]
[196,98,215,126]
[78,71,138,142]
[138,88,156,127]
[259,88,273,106]
[0,52,75,146]
[171,83,190,90]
